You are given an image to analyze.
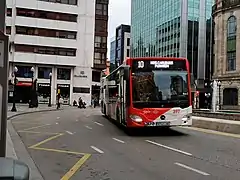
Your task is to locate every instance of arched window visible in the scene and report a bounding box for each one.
[226,16,237,71]
[223,88,238,105]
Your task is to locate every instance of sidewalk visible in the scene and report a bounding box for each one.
[6,104,64,180]
[6,104,59,159]
[192,116,240,134]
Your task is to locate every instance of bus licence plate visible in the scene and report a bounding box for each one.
[145,121,170,126]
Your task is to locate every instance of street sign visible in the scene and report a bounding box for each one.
[0,31,9,157]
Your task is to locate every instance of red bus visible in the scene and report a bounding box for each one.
[100,57,192,128]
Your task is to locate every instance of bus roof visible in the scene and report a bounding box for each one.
[126,57,188,61]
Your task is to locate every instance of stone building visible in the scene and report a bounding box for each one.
[213,0,240,109]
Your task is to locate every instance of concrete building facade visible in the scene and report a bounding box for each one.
[6,0,109,105]
[213,0,240,109]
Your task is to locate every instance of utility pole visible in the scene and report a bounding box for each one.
[0,0,9,157]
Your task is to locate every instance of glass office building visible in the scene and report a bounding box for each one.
[110,37,116,72]
[131,0,214,81]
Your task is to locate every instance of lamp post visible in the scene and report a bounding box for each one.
[48,72,52,107]
[11,66,18,112]
[217,80,221,110]
[29,67,35,108]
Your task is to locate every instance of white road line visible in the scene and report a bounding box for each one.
[76,120,78,122]
[91,146,104,154]
[57,117,60,119]
[85,125,92,130]
[112,138,125,143]
[66,131,73,135]
[94,122,104,126]
[55,122,59,125]
[145,140,192,156]
[175,162,210,176]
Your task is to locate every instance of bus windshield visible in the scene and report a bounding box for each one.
[132,70,189,108]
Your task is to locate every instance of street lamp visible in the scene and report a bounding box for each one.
[11,66,18,112]
[48,72,52,107]
[217,80,221,110]
[29,67,35,108]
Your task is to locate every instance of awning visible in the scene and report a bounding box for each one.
[17,82,32,86]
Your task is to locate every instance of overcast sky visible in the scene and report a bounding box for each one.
[107,0,131,58]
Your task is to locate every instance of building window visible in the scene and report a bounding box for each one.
[223,88,238,105]
[95,3,108,15]
[94,52,106,65]
[94,36,107,48]
[127,38,130,46]
[15,65,33,78]
[73,87,90,93]
[6,26,11,35]
[7,8,12,16]
[226,16,236,71]
[38,67,52,79]
[38,0,78,5]
[92,71,101,82]
[16,8,77,22]
[95,20,107,32]
[16,26,77,39]
[15,44,76,56]
[57,68,71,80]
[127,49,130,57]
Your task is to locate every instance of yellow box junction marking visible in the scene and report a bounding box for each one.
[15,122,91,180]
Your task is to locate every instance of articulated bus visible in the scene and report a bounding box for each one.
[100,57,192,128]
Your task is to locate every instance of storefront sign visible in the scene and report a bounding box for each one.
[38,83,50,87]
[57,84,70,88]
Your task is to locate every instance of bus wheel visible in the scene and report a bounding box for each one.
[124,128,136,136]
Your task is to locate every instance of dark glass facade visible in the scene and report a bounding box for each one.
[131,0,213,83]
[110,38,116,72]
[115,24,131,66]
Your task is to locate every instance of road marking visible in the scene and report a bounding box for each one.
[76,120,78,122]
[94,122,104,126]
[174,162,210,176]
[29,133,63,148]
[112,138,125,143]
[146,140,192,156]
[32,147,85,155]
[22,124,51,131]
[57,117,60,119]
[85,125,92,130]
[180,127,240,139]
[61,154,91,180]
[56,122,59,125]
[90,146,104,154]
[18,130,59,135]
[66,131,73,135]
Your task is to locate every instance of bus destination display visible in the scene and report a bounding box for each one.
[132,59,186,71]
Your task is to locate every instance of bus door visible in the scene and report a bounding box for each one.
[119,69,126,124]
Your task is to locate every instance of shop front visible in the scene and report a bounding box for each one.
[15,81,32,103]
[57,84,70,105]
[38,83,50,104]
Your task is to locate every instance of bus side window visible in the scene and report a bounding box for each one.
[109,86,118,98]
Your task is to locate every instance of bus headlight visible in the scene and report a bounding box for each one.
[129,115,142,122]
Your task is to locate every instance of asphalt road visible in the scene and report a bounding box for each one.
[11,107,240,180]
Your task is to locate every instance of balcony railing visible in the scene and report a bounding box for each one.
[213,0,240,13]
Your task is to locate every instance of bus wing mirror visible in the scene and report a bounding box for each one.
[0,158,30,179]
[124,66,130,80]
